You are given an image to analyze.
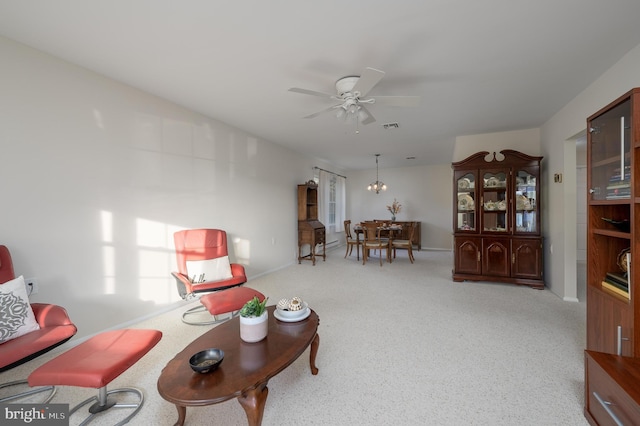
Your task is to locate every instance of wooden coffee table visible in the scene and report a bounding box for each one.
[157,306,319,426]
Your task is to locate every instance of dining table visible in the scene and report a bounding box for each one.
[354,223,402,240]
[353,223,402,263]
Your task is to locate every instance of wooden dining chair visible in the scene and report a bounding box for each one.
[362,222,390,266]
[373,220,391,245]
[391,221,416,263]
[343,220,360,260]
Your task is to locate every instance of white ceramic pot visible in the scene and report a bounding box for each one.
[239,311,268,343]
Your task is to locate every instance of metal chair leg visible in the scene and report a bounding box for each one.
[70,385,144,426]
[0,380,56,403]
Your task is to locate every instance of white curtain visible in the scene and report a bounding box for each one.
[318,169,346,234]
[335,175,346,233]
[318,170,330,229]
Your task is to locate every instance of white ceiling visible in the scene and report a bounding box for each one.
[2,1,640,170]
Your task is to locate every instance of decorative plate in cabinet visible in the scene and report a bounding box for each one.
[457,193,475,210]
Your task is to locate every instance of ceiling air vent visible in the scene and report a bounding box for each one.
[382,122,399,129]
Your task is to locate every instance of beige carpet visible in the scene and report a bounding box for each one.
[1,248,588,425]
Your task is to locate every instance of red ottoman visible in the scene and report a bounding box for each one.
[183,286,265,325]
[28,329,162,425]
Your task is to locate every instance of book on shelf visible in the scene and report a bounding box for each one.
[608,174,631,182]
[601,281,630,299]
[627,251,632,300]
[605,272,628,287]
[605,193,631,200]
[604,276,628,292]
[609,165,631,179]
[606,182,630,189]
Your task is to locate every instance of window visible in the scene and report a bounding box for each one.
[316,169,345,234]
[328,175,336,228]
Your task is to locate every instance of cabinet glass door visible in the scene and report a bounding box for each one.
[589,99,631,201]
[482,171,507,232]
[456,172,476,231]
[514,170,538,234]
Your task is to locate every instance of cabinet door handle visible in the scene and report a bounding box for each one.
[593,392,624,426]
[477,252,481,262]
[511,253,515,264]
[617,325,630,356]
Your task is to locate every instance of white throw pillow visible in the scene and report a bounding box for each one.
[0,275,40,343]
[186,256,233,284]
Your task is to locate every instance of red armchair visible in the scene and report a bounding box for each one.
[0,245,77,402]
[172,229,248,324]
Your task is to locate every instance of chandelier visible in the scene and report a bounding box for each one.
[367,154,387,194]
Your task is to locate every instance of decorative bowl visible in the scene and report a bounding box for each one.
[189,348,224,374]
[601,217,630,233]
[276,302,309,319]
[617,248,631,273]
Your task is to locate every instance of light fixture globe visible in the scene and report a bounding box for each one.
[367,154,386,194]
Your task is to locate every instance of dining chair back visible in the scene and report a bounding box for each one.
[362,222,389,266]
[391,221,416,263]
[343,220,360,260]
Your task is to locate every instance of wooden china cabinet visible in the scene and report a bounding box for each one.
[451,150,544,289]
[584,88,640,426]
[297,181,325,265]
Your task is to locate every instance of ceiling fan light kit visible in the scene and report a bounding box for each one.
[368,154,387,194]
[289,67,420,134]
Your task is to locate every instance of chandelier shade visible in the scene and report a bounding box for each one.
[367,154,387,194]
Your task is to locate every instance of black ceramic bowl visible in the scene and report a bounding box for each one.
[189,348,224,374]
[601,217,631,233]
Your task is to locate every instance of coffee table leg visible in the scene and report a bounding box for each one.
[173,405,186,426]
[310,333,320,375]
[238,383,269,426]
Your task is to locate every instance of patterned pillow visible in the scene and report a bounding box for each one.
[185,256,233,284]
[0,275,40,343]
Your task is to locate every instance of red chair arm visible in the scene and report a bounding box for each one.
[172,265,247,300]
[171,272,192,299]
[230,263,246,277]
[31,303,75,328]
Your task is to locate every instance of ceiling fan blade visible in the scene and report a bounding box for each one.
[352,67,385,97]
[303,105,339,119]
[289,87,335,99]
[359,105,376,125]
[372,96,421,107]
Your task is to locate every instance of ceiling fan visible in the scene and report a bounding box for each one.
[288,67,420,128]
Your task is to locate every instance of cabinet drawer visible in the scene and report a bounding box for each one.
[585,352,640,425]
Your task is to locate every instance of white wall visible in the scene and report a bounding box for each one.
[541,42,640,301]
[0,37,329,339]
[453,128,541,161]
[347,163,453,250]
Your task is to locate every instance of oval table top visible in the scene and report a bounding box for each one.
[157,305,319,407]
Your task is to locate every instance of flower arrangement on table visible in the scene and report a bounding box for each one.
[387,198,402,220]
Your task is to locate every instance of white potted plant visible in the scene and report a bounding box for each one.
[239,296,269,343]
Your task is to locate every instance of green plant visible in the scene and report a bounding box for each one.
[239,296,268,318]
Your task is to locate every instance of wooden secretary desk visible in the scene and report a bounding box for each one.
[297,181,325,265]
